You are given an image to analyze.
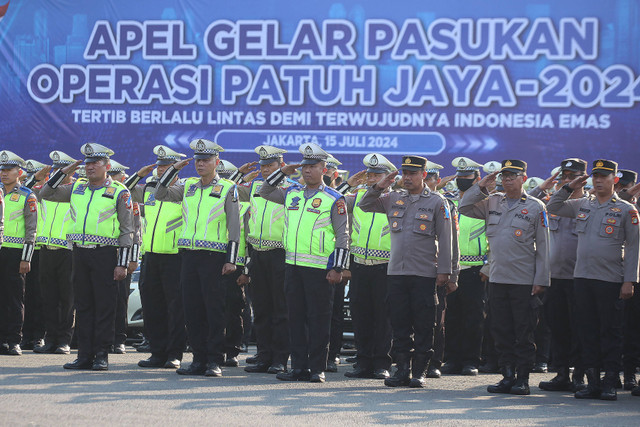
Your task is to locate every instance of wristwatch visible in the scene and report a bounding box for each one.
[332,267,343,273]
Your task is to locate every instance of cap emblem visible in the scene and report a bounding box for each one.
[370,155,378,166]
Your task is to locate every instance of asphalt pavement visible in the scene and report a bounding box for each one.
[2,347,639,426]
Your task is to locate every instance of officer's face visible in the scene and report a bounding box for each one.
[157,164,172,176]
[195,156,218,177]
[366,172,384,186]
[0,166,20,185]
[301,162,326,186]
[401,169,427,192]
[593,172,615,195]
[85,159,109,181]
[558,170,581,189]
[424,174,440,191]
[260,160,281,179]
[500,171,524,192]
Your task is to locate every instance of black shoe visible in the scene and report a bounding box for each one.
[0,343,9,355]
[572,368,587,393]
[531,362,548,373]
[135,342,151,353]
[245,362,270,373]
[373,368,390,379]
[267,364,286,374]
[510,369,531,395]
[325,361,338,373]
[575,368,601,399]
[63,357,94,370]
[345,365,374,378]
[176,362,207,376]
[224,356,239,367]
[34,342,57,354]
[20,339,35,351]
[164,359,181,369]
[205,363,222,377]
[488,366,516,394]
[385,359,411,387]
[246,354,260,364]
[345,356,357,363]
[479,361,499,374]
[461,365,479,376]
[276,369,311,381]
[92,353,109,370]
[440,362,462,375]
[310,371,325,383]
[6,344,22,356]
[632,385,640,396]
[55,345,71,355]
[623,368,637,391]
[600,372,618,401]
[138,356,166,368]
[426,366,441,378]
[539,368,572,392]
[112,344,126,354]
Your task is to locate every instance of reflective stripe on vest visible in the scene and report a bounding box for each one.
[178,177,233,252]
[351,189,391,262]
[37,199,72,249]
[237,202,250,266]
[247,179,288,250]
[142,186,183,254]
[454,199,488,266]
[3,187,30,249]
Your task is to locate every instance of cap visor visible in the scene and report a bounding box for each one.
[84,156,105,163]
[366,167,388,174]
[561,166,583,172]
[301,158,321,165]
[591,169,615,176]
[501,167,524,174]
[456,170,476,177]
[156,159,176,166]
[193,153,215,160]
[52,162,71,169]
[401,165,423,171]
[259,158,280,166]
[0,164,19,170]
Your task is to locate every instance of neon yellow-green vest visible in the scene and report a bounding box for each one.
[36,199,72,248]
[68,178,127,246]
[247,179,289,250]
[142,184,183,254]
[177,177,234,252]
[237,202,250,266]
[284,186,338,269]
[351,189,391,262]
[2,186,33,249]
[454,200,488,266]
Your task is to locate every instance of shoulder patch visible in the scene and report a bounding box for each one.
[631,209,639,226]
[336,199,346,215]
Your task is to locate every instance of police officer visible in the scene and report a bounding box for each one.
[260,142,349,383]
[359,155,453,388]
[235,145,292,375]
[547,159,640,400]
[40,143,134,370]
[530,159,588,392]
[125,145,187,369]
[0,151,38,356]
[341,153,395,380]
[155,139,240,377]
[441,157,488,377]
[459,159,550,395]
[27,151,77,355]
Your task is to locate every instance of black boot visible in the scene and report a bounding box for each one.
[600,371,618,401]
[63,356,94,370]
[409,354,428,388]
[623,366,637,391]
[487,365,516,394]
[572,368,586,392]
[575,368,601,399]
[539,367,572,392]
[385,354,411,387]
[510,367,531,395]
[92,352,109,371]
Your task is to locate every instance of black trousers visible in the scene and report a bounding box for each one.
[350,262,392,370]
[535,295,551,364]
[224,269,246,358]
[387,275,437,358]
[114,273,132,346]
[575,278,624,372]
[71,246,118,358]
[328,279,345,360]
[181,250,226,365]
[482,281,498,365]
[285,264,334,372]
[39,247,74,346]
[623,288,640,370]
[0,247,26,345]
[140,252,186,360]
[22,250,45,343]
[431,284,447,368]
[444,266,485,367]
[250,249,289,365]
[489,283,539,370]
[545,278,581,368]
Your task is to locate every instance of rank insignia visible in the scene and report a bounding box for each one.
[10,193,20,202]
[103,187,116,198]
[605,225,614,234]
[312,198,322,208]
[514,229,523,237]
[210,184,223,198]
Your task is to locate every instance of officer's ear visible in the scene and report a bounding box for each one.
[214,156,220,167]
[474,175,481,183]
[614,176,620,184]
[105,161,111,171]
[437,177,442,185]
[422,171,428,179]
[522,174,527,182]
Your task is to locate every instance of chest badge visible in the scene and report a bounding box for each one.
[610,207,621,212]
[103,187,116,199]
[418,213,429,220]
[186,184,197,197]
[395,200,405,206]
[312,198,322,208]
[10,192,20,202]
[419,223,427,231]
[521,209,528,215]
[606,218,617,225]
[514,229,523,237]
[577,213,587,219]
[605,225,614,234]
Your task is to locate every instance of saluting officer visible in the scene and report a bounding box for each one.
[235,145,292,375]
[459,159,550,396]
[125,145,187,370]
[27,151,77,355]
[547,159,640,401]
[0,151,38,356]
[260,142,349,383]
[40,143,134,371]
[359,155,453,388]
[155,139,240,377]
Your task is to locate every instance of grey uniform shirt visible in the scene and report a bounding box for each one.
[40,177,134,248]
[2,183,39,246]
[547,187,640,284]
[459,184,550,287]
[154,172,241,246]
[358,185,453,278]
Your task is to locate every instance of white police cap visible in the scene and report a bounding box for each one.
[551,166,561,176]
[50,151,76,168]
[255,145,286,165]
[24,159,47,174]
[108,159,129,174]
[525,177,544,191]
[299,142,329,165]
[76,165,86,178]
[153,145,186,165]
[363,153,396,173]
[0,150,26,169]
[81,143,114,161]
[216,159,238,175]
[483,161,502,174]
[189,139,224,159]
[584,177,593,189]
[452,157,482,176]
[444,180,458,192]
[426,161,444,174]
[146,168,159,184]
[326,155,342,170]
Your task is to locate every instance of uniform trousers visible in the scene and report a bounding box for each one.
[22,250,45,344]
[224,269,246,358]
[0,247,26,345]
[328,279,345,360]
[39,247,74,346]
[623,289,640,371]
[114,273,132,346]
[545,278,581,369]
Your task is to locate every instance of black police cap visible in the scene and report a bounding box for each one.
[401,155,427,171]
[560,158,587,173]
[592,159,617,176]
[501,159,527,174]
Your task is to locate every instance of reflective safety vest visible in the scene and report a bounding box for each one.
[454,200,488,266]
[247,179,289,250]
[36,199,72,249]
[2,185,33,249]
[351,189,391,262]
[177,177,234,252]
[68,178,127,246]
[237,202,250,266]
[142,184,183,254]
[284,185,339,269]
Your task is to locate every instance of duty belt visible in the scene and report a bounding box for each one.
[460,255,486,263]
[351,246,391,260]
[353,257,388,266]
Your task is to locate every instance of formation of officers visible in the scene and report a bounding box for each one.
[1,140,639,401]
